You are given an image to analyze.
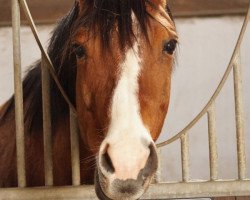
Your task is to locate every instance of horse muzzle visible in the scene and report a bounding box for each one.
[95,143,158,200]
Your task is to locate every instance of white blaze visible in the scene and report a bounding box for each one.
[108,44,149,140]
[103,43,153,180]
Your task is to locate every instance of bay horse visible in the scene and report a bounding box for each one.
[0,0,178,199]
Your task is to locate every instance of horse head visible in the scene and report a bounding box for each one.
[70,0,177,199]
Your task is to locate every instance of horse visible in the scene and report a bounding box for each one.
[0,0,178,199]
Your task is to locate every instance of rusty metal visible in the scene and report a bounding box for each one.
[12,0,26,188]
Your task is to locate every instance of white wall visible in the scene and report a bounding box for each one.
[0,25,52,101]
[0,16,249,182]
[160,16,250,182]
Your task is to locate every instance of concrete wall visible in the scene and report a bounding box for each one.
[0,16,249,182]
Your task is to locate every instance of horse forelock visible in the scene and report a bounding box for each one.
[73,0,149,50]
[52,0,175,67]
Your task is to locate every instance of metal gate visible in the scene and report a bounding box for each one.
[0,0,250,199]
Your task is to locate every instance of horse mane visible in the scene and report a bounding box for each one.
[0,0,173,133]
[0,3,79,132]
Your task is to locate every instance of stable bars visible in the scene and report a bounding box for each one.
[207,103,218,181]
[12,0,26,188]
[70,110,81,186]
[41,56,53,186]
[1,181,250,200]
[11,0,81,188]
[180,133,190,182]
[233,52,246,180]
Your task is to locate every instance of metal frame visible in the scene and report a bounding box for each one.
[0,0,250,199]
[11,0,26,188]
[1,181,250,200]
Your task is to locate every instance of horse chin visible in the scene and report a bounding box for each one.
[94,168,151,200]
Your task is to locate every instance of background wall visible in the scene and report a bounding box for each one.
[0,16,249,182]
[159,16,250,182]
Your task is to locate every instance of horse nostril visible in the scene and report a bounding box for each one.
[139,143,158,179]
[101,148,115,174]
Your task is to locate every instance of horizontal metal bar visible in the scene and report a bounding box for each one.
[0,181,250,200]
[143,180,250,199]
[0,185,96,200]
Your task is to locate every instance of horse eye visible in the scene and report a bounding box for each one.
[73,44,86,58]
[163,39,177,55]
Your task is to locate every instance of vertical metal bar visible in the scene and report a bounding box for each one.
[207,103,218,181]
[12,0,26,188]
[41,55,53,186]
[70,109,80,186]
[233,51,246,180]
[155,149,162,183]
[180,133,190,182]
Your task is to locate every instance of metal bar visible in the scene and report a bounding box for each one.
[157,2,250,148]
[70,109,80,186]
[0,185,96,200]
[153,149,162,183]
[12,0,26,188]
[207,103,218,181]
[1,181,250,200]
[142,181,250,199]
[41,56,53,186]
[19,0,77,115]
[233,52,246,180]
[180,133,190,182]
